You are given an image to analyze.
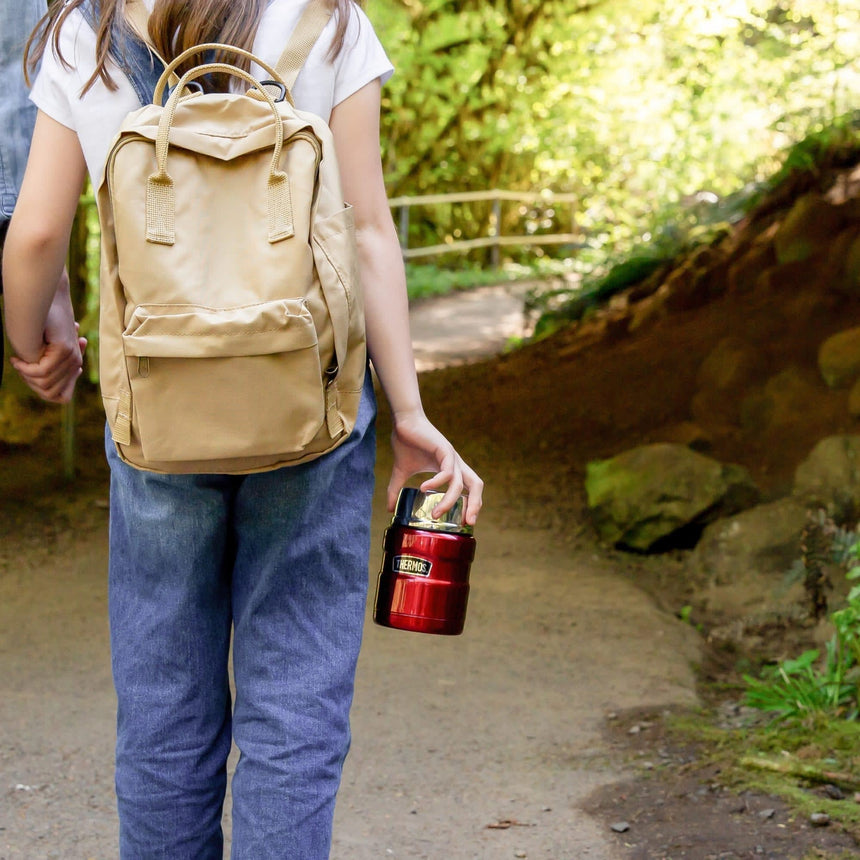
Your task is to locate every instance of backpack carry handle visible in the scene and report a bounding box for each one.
[152,43,293,108]
[146,62,305,246]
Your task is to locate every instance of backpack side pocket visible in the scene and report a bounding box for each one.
[311,204,367,443]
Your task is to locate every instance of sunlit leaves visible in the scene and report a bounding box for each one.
[366,0,860,258]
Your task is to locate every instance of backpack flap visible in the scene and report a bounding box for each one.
[143,61,298,245]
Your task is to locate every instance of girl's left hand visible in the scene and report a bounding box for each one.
[388,411,483,526]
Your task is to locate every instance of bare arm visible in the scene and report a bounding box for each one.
[3,112,87,401]
[329,81,483,524]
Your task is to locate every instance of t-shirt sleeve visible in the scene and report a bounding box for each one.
[29,12,88,131]
[332,5,394,108]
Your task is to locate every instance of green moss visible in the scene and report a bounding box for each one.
[667,709,860,838]
[801,852,859,860]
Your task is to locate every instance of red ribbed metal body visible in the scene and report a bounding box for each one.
[373,524,476,635]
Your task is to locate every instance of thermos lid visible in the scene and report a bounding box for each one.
[393,488,474,535]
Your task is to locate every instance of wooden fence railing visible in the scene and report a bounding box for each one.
[388,189,579,264]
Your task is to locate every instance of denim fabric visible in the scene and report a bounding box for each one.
[0,0,42,222]
[79,2,165,107]
[106,373,377,858]
[80,1,283,109]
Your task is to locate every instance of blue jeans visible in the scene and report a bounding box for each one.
[106,374,376,859]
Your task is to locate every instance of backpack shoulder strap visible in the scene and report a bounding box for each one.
[273,0,335,92]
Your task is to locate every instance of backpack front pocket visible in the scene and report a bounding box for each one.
[121,299,325,462]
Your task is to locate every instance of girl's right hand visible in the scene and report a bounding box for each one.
[388,410,483,526]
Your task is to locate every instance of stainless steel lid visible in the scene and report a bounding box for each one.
[393,488,474,535]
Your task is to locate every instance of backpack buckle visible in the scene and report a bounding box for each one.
[258,80,287,103]
[324,365,344,437]
[167,80,204,100]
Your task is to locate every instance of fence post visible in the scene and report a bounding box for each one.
[490,196,501,269]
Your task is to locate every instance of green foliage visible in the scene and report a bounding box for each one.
[525,110,860,338]
[405,262,520,300]
[743,647,858,721]
[529,252,670,339]
[369,0,860,259]
[746,109,860,210]
[81,189,101,383]
[743,545,860,722]
[404,256,578,301]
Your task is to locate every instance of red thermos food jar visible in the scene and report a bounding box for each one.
[373,488,476,635]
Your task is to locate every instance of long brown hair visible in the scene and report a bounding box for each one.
[26,0,359,94]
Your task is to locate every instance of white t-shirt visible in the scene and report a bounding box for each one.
[31,0,394,183]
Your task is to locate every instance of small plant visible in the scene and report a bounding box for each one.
[744,544,860,722]
[744,646,857,721]
[677,604,705,633]
[831,564,860,688]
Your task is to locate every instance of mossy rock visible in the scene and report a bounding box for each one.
[794,435,860,519]
[585,443,759,552]
[818,327,860,388]
[773,193,845,265]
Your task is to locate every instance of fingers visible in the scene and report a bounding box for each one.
[389,463,476,523]
[462,465,484,525]
[419,453,463,518]
[424,459,483,525]
[17,367,82,403]
[13,351,78,390]
[9,353,83,404]
[386,469,405,513]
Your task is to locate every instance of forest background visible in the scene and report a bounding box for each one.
[4,3,860,847]
[364,0,859,295]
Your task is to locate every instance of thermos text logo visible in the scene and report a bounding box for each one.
[393,555,433,577]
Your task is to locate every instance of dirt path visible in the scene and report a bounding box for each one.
[0,486,700,860]
[0,288,702,858]
[408,283,535,372]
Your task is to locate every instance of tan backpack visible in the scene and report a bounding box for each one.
[96,0,366,474]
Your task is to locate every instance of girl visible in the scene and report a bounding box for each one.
[3,1,483,856]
